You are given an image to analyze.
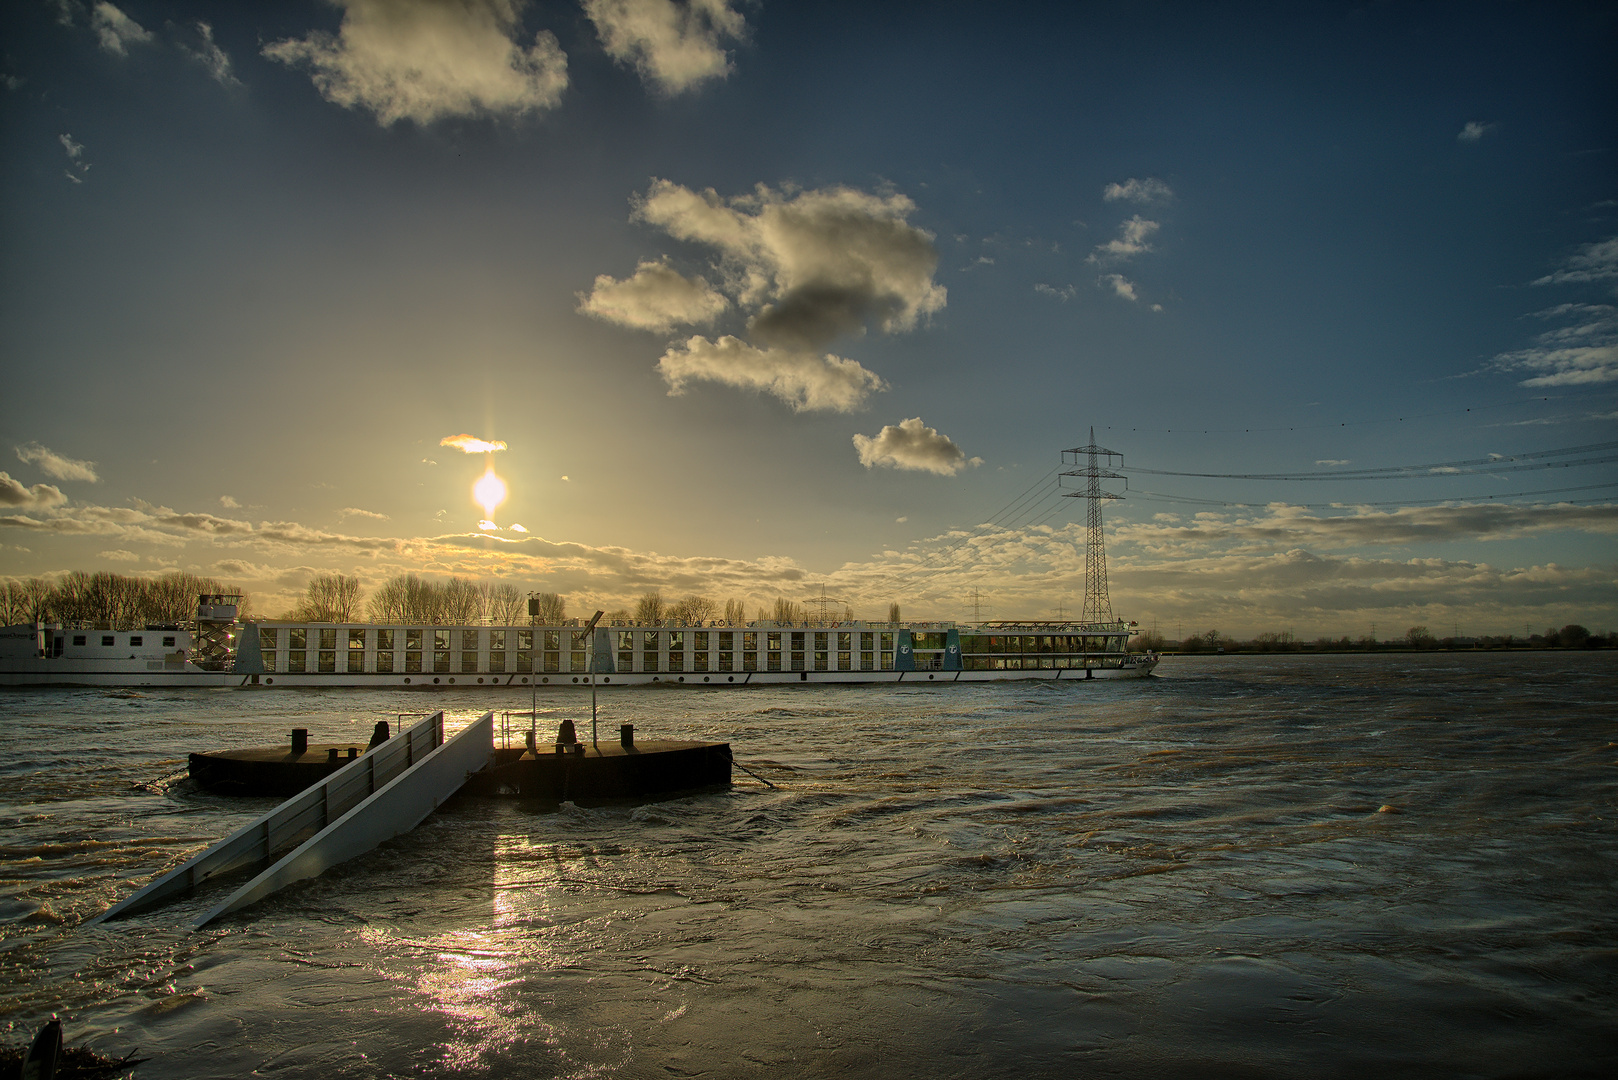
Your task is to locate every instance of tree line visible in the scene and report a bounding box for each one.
[1134,623,1613,653]
[0,571,249,628]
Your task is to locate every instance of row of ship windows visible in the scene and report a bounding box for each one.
[258,629,1131,653]
[71,634,178,648]
[259,650,901,674]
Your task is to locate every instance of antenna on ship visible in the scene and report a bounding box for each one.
[1060,426,1125,624]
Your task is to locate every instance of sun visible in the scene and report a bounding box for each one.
[473,465,507,518]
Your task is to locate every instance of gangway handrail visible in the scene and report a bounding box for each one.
[194,710,494,928]
[90,711,447,925]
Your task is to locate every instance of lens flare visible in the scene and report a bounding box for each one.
[473,466,507,518]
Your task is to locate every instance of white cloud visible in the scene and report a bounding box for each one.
[91,2,153,55]
[657,335,885,412]
[219,495,242,509]
[1492,302,1618,386]
[1457,121,1495,143]
[1103,177,1172,203]
[633,179,946,349]
[339,507,390,520]
[59,134,89,184]
[577,257,728,331]
[852,418,981,476]
[1034,283,1076,301]
[98,548,140,562]
[1099,273,1138,301]
[1531,237,1618,286]
[15,443,98,483]
[179,21,239,86]
[584,0,745,95]
[1090,215,1158,261]
[263,0,568,126]
[440,434,507,454]
[0,473,67,510]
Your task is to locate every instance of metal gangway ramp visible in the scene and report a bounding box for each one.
[91,710,494,930]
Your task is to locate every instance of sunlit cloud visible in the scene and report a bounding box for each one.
[657,335,885,412]
[1491,301,1618,386]
[577,257,729,332]
[440,434,508,454]
[0,473,67,510]
[1530,237,1618,287]
[339,507,390,521]
[1457,120,1495,143]
[509,523,528,532]
[584,0,746,95]
[1090,216,1159,261]
[263,0,568,126]
[1099,273,1139,301]
[15,442,98,483]
[1103,177,1173,203]
[91,2,153,56]
[178,21,239,86]
[853,417,982,476]
[478,519,499,531]
[220,495,242,508]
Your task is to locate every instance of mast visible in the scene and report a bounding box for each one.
[1060,427,1125,623]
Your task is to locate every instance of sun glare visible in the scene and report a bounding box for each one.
[473,465,507,518]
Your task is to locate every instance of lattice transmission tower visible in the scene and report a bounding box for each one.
[1060,427,1126,623]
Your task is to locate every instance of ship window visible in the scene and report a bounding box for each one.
[767,651,781,671]
[515,652,532,672]
[815,632,828,650]
[791,652,804,671]
[571,651,586,672]
[544,651,560,672]
[163,636,176,647]
[643,631,659,649]
[290,628,307,649]
[914,632,947,650]
[405,651,422,673]
[489,652,505,673]
[719,652,733,671]
[73,635,86,646]
[377,629,394,650]
[767,632,781,651]
[669,652,684,671]
[838,651,851,670]
[618,649,633,670]
[434,650,450,672]
[618,631,634,650]
[881,633,893,651]
[571,631,588,650]
[102,635,114,646]
[836,632,850,650]
[791,632,804,650]
[320,628,337,650]
[694,652,708,671]
[692,631,709,649]
[814,651,828,670]
[130,636,142,646]
[461,651,478,672]
[349,629,366,649]
[719,631,734,651]
[344,650,362,673]
[258,629,277,650]
[860,633,873,651]
[288,650,306,672]
[861,653,874,670]
[318,650,336,673]
[464,630,481,651]
[544,630,560,650]
[520,630,534,651]
[263,651,277,671]
[435,630,450,651]
[743,632,758,651]
[406,629,422,650]
[643,652,659,672]
[490,631,506,651]
[377,651,393,673]
[881,651,894,670]
[743,652,758,671]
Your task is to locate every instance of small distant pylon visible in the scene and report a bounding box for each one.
[1060,426,1125,624]
[968,586,986,621]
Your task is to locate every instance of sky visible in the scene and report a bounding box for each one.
[2,0,1615,637]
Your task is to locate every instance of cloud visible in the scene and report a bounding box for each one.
[584,0,746,95]
[1315,460,1351,467]
[1035,283,1076,301]
[1090,216,1158,261]
[98,549,140,562]
[852,418,982,476]
[510,523,528,532]
[215,559,280,578]
[1457,121,1495,143]
[15,443,98,483]
[263,0,568,126]
[219,495,242,509]
[440,434,508,454]
[1103,178,1172,203]
[340,507,390,520]
[59,134,89,184]
[1099,273,1138,301]
[91,2,153,55]
[0,473,68,510]
[1491,302,1618,386]
[633,179,946,349]
[1531,237,1618,287]
[577,257,729,331]
[179,21,239,85]
[657,335,885,412]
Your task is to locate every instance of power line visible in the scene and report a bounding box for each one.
[1130,480,1618,510]
[1126,441,1618,481]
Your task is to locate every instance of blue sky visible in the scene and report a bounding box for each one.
[2,0,1615,636]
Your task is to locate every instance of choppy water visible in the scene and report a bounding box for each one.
[2,653,1615,1078]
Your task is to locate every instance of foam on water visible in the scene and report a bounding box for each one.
[2,654,1615,1077]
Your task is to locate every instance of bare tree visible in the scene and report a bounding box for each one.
[531,591,567,624]
[0,581,23,625]
[18,578,55,623]
[441,577,482,624]
[403,574,440,623]
[292,573,364,622]
[485,582,525,625]
[603,608,631,625]
[633,591,666,624]
[668,594,716,625]
[367,575,408,623]
[887,602,901,623]
[770,597,803,624]
[147,572,220,624]
[723,599,747,625]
